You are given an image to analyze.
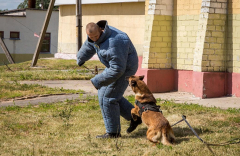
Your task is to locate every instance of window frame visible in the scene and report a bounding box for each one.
[40,32,51,53]
[10,31,20,40]
[0,31,4,39]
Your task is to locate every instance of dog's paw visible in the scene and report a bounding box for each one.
[131,114,138,121]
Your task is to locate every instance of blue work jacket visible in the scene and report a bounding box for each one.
[77,20,138,89]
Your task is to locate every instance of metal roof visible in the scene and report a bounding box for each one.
[0,8,58,14]
[55,0,145,6]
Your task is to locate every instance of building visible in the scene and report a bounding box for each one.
[0,8,59,64]
[55,0,240,98]
[55,0,145,59]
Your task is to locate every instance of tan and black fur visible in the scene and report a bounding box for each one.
[126,75,175,145]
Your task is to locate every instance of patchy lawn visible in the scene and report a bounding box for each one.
[0,59,104,100]
[0,81,84,101]
[0,96,239,155]
[0,59,105,81]
[0,59,105,72]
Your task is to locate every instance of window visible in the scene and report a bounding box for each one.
[41,33,51,52]
[0,31,4,38]
[10,31,20,39]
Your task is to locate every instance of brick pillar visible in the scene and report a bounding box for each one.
[192,0,228,98]
[137,0,240,98]
[227,0,240,97]
[194,0,227,72]
[136,0,175,93]
[142,0,173,69]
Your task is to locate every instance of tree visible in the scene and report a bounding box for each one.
[0,9,8,12]
[17,0,28,9]
[17,0,58,9]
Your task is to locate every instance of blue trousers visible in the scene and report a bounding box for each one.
[98,66,138,133]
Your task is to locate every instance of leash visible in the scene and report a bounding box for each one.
[82,65,98,75]
[171,115,186,127]
[172,115,240,155]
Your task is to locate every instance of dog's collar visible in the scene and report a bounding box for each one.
[135,100,162,116]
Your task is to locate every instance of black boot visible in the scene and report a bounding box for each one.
[96,133,121,139]
[126,117,142,134]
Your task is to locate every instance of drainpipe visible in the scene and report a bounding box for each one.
[76,0,82,51]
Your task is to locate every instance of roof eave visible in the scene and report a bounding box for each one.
[55,0,145,6]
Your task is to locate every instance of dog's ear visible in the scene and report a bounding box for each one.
[131,80,137,86]
[125,76,130,81]
[139,75,144,81]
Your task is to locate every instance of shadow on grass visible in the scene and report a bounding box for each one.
[123,126,213,144]
[173,127,213,144]
[123,127,147,139]
[173,127,212,137]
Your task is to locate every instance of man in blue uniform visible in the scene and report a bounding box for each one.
[77,20,142,138]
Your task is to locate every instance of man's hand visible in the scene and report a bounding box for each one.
[78,61,85,67]
[91,79,98,90]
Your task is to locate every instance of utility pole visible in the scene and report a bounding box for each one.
[0,38,15,64]
[31,0,56,67]
[76,0,82,51]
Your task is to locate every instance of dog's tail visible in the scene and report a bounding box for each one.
[161,127,175,146]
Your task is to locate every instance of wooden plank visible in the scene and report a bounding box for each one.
[31,0,56,67]
[0,37,15,64]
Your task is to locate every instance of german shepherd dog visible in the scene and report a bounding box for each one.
[126,75,175,145]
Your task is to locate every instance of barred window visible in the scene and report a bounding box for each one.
[0,31,4,38]
[41,33,51,52]
[10,31,20,39]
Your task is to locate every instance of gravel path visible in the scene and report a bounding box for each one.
[0,80,239,109]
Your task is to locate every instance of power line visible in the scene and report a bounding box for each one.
[10,16,63,52]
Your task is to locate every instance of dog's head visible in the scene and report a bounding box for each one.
[125,75,145,93]
[126,75,156,103]
[126,75,144,86]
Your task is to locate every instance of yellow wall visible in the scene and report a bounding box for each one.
[82,3,144,15]
[229,0,240,14]
[58,3,145,56]
[228,0,240,73]
[58,0,240,74]
[142,15,172,69]
[58,5,76,54]
[172,0,202,70]
[172,15,199,70]
[173,0,202,16]
[142,0,173,69]
[201,13,227,72]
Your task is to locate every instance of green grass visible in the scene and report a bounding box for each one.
[0,59,105,72]
[0,59,104,100]
[0,97,239,156]
[1,70,93,81]
[0,59,105,81]
[0,80,84,101]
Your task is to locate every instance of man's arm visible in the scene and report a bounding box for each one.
[91,38,130,89]
[76,41,96,66]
